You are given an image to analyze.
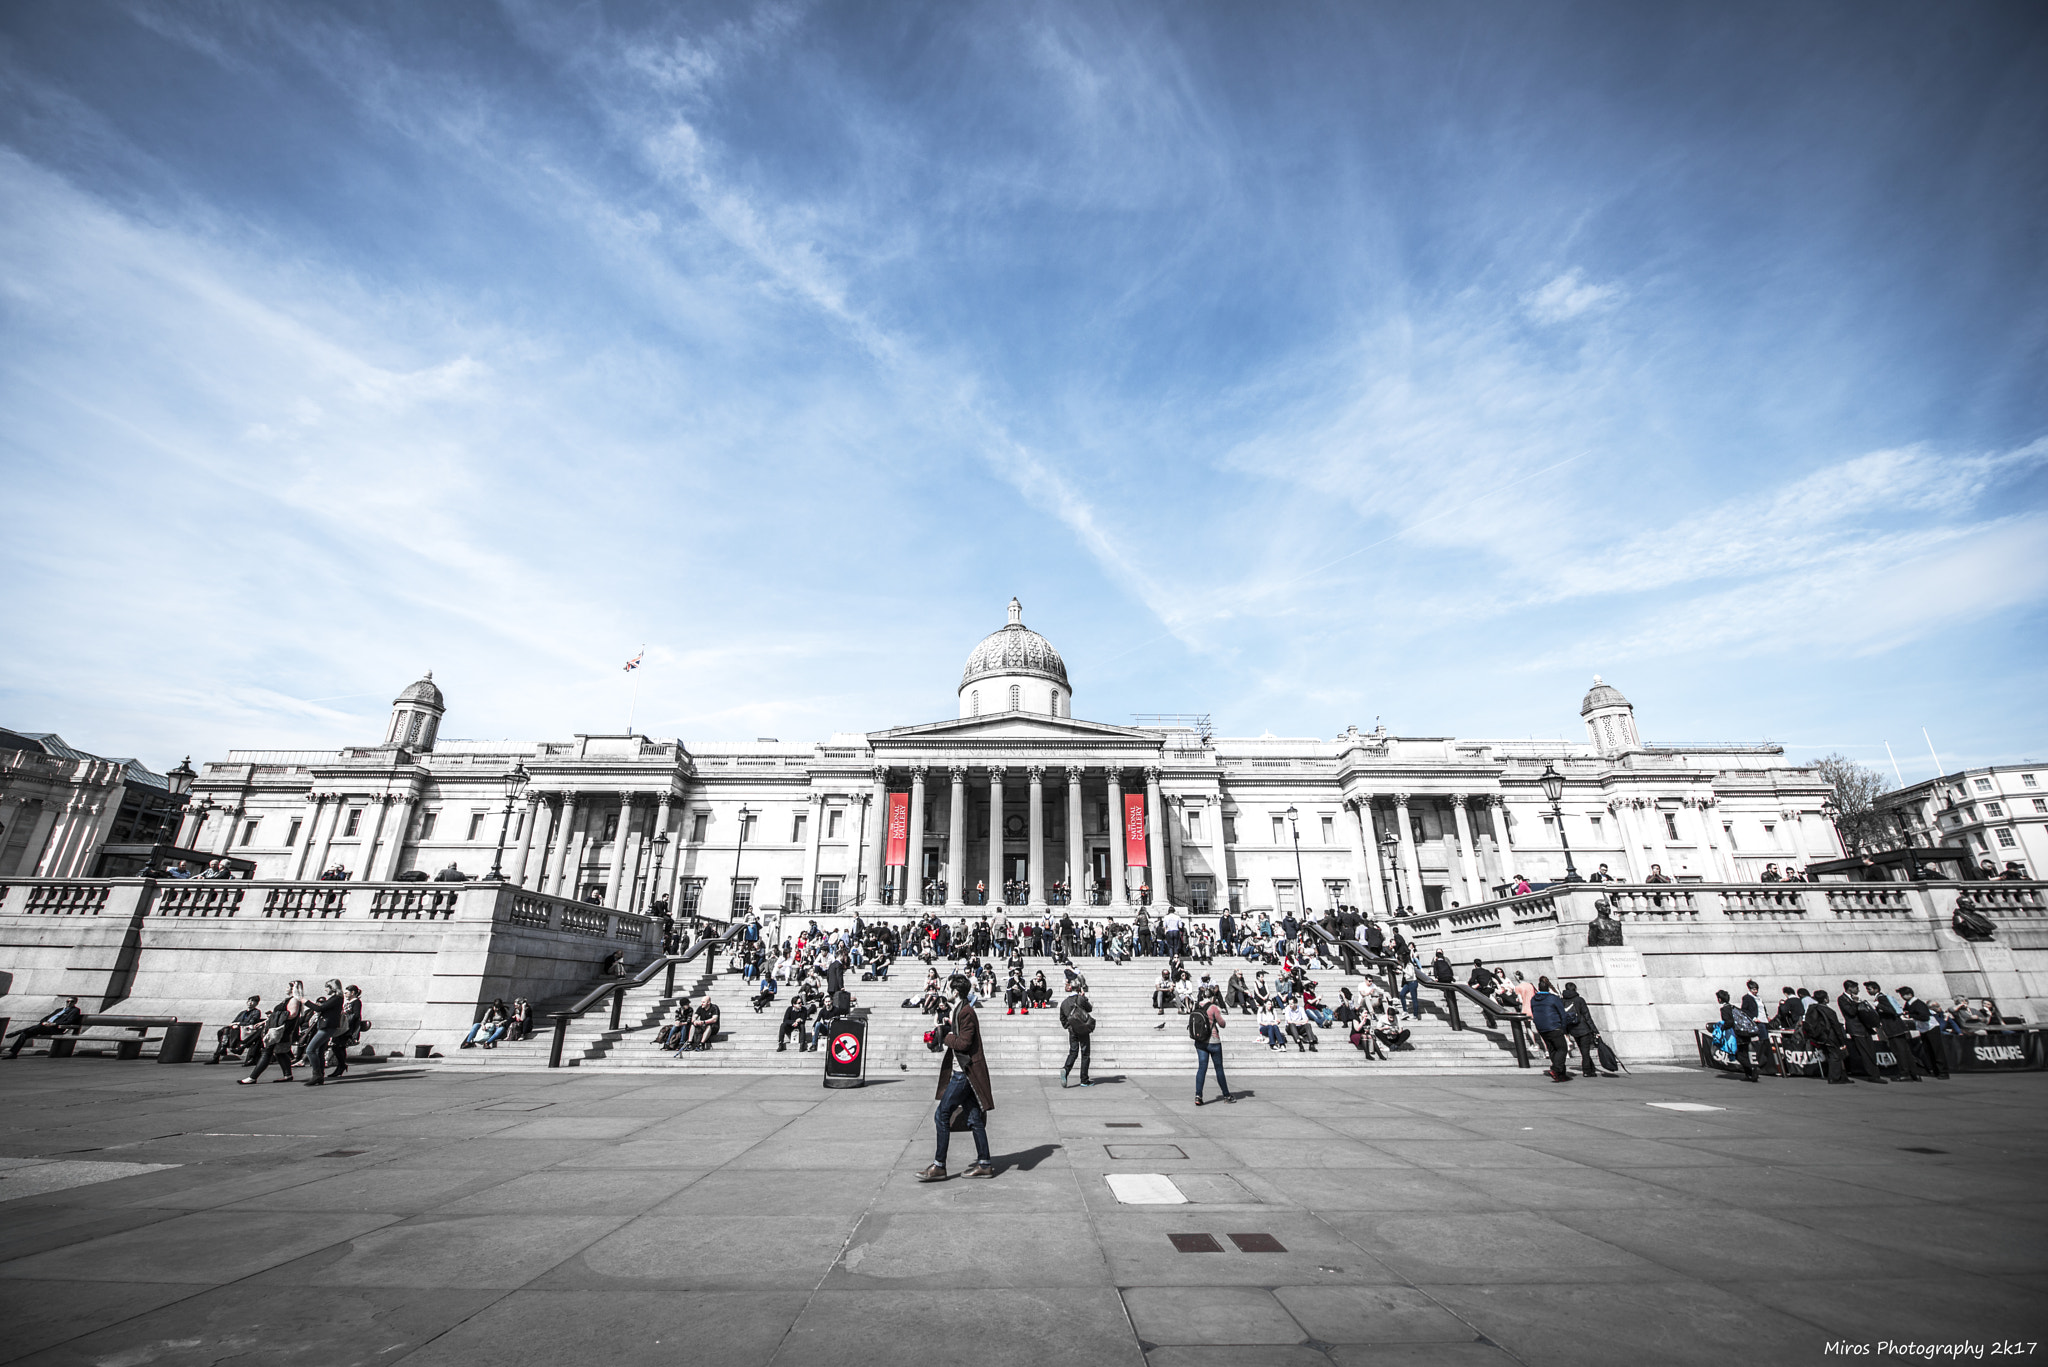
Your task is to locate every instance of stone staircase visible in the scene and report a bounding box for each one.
[443,950,1524,1076]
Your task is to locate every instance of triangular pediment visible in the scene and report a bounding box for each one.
[870,714,1160,746]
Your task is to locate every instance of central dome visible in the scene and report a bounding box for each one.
[958,598,1073,718]
[961,598,1069,688]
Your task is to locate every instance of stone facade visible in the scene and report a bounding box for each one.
[177,601,1841,920]
[0,730,176,879]
[1879,764,2046,878]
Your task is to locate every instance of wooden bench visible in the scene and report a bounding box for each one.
[45,1015,194,1061]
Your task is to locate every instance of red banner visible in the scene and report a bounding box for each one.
[1124,793,1148,868]
[885,791,910,867]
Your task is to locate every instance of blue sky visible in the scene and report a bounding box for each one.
[2,2,2044,782]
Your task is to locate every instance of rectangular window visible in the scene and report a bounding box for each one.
[1323,879,1349,907]
[1188,877,1213,913]
[1763,822,1777,845]
[344,809,362,837]
[1975,778,1993,792]
[241,820,260,846]
[1986,803,2004,818]
[1228,879,1248,913]
[818,877,841,913]
[1274,880,1300,915]
[1589,816,1604,840]
[1186,809,1203,841]
[731,879,755,915]
[1997,828,2018,849]
[1271,816,1287,843]
[1663,812,1680,841]
[680,878,704,914]
[2034,799,2046,813]
[602,812,618,841]
[419,811,438,840]
[467,812,487,841]
[1723,822,1737,850]
[285,818,302,847]
[792,812,808,844]
[782,878,803,911]
[1222,815,1237,844]
[741,813,758,841]
[513,811,524,841]
[1320,815,1335,844]
[1973,834,1989,850]
[690,813,708,843]
[827,809,843,839]
[1542,815,1557,840]
[2025,774,2038,788]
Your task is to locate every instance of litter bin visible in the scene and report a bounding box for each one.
[822,1013,867,1089]
[157,1021,202,1064]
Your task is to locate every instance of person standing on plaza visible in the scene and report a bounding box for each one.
[239,981,304,1084]
[1059,977,1094,1088]
[1866,980,1924,1082]
[301,979,347,1086]
[1836,981,1891,1083]
[920,973,994,1181]
[1740,980,1776,1073]
[1530,977,1574,1082]
[1802,988,1854,1084]
[1191,993,1233,1104]
[1715,989,1759,1082]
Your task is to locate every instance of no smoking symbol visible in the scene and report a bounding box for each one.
[831,1033,861,1064]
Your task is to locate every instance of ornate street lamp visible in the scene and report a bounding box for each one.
[646,831,670,912]
[1381,829,1405,914]
[484,762,531,881]
[1284,804,1309,916]
[731,804,753,918]
[160,757,197,853]
[1538,763,1582,883]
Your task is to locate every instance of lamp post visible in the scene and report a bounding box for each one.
[1381,830,1405,914]
[731,804,753,919]
[1284,804,1308,916]
[162,757,196,854]
[484,762,531,881]
[1538,764,1582,883]
[646,831,670,912]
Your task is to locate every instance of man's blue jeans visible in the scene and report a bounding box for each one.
[934,1071,989,1167]
[1194,1042,1230,1099]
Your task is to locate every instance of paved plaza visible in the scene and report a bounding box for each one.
[0,1060,2043,1367]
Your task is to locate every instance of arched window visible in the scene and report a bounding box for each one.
[970,690,980,716]
[1051,689,1061,717]
[1009,684,1021,711]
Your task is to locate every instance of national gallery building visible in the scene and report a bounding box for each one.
[182,600,1840,922]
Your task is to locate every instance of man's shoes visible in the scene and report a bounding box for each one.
[304,1079,323,1086]
[963,1161,995,1178]
[1060,1069,1070,1088]
[915,1163,950,1183]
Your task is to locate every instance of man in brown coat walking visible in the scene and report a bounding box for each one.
[919,973,995,1181]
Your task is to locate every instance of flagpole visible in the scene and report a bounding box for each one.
[627,644,644,735]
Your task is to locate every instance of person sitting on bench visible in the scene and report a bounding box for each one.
[7,998,83,1058]
[210,996,265,1064]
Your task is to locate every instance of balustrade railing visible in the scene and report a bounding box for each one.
[155,884,245,917]
[23,884,110,915]
[1822,886,1914,917]
[1718,887,1808,917]
[370,887,459,920]
[262,886,346,918]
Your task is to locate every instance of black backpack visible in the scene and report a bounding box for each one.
[1188,1008,1212,1045]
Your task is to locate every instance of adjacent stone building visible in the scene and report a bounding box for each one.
[180,599,1841,918]
[1878,764,2045,877]
[0,730,180,878]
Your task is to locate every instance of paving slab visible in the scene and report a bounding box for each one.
[0,1061,2041,1364]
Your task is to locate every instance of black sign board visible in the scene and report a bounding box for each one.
[822,1014,867,1089]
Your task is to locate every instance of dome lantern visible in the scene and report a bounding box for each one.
[1581,674,1639,756]
[384,670,446,752]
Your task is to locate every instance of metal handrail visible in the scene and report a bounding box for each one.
[546,922,744,1067]
[1300,922,1531,1067]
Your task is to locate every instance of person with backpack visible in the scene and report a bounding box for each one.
[1801,987,1855,1084]
[1058,979,1094,1088]
[1530,977,1575,1082]
[1190,992,1233,1105]
[1559,982,1606,1078]
[1715,989,1760,1081]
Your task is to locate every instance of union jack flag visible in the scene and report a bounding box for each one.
[623,652,644,672]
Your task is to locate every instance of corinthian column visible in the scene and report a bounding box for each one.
[907,765,928,905]
[1107,769,1128,906]
[1393,793,1423,913]
[946,767,966,907]
[1027,765,1047,912]
[987,766,1006,904]
[863,767,887,907]
[1451,794,1480,903]
[1065,766,1084,906]
[1145,766,1168,907]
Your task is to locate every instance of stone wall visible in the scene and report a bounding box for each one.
[0,879,664,1054]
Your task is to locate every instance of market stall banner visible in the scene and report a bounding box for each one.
[885,792,910,868]
[1123,793,1148,868]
